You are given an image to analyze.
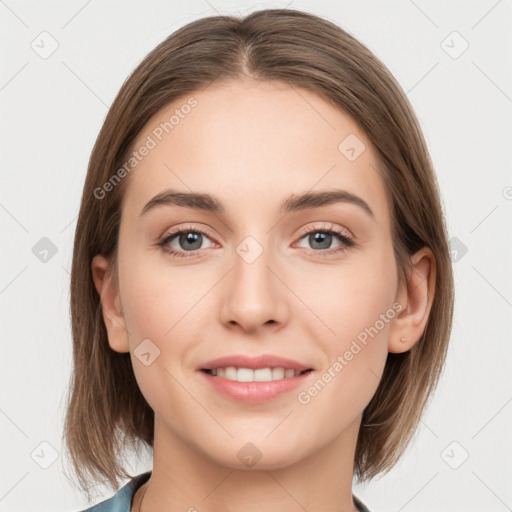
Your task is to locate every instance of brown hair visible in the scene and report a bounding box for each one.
[63,7,454,499]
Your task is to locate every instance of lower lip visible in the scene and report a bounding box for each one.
[198,370,313,403]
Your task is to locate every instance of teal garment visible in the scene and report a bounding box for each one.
[79,471,151,512]
[80,470,371,511]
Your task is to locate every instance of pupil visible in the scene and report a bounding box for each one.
[180,232,202,250]
[310,232,331,250]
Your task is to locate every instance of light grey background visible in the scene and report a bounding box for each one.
[1,1,511,511]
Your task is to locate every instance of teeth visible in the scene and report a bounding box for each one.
[272,368,285,380]
[208,367,304,382]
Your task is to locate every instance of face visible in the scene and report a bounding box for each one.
[97,78,410,470]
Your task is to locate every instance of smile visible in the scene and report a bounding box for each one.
[199,368,314,403]
[202,367,311,382]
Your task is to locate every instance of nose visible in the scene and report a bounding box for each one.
[219,240,290,334]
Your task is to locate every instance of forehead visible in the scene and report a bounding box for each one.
[124,79,390,227]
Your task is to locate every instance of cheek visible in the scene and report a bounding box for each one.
[116,258,204,414]
[295,248,395,391]
[297,276,393,426]
[296,249,396,342]
[118,250,206,340]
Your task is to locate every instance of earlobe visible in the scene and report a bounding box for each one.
[91,254,130,353]
[388,247,436,354]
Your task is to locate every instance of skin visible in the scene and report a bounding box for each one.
[92,78,435,512]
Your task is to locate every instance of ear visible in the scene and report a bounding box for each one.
[91,254,130,353]
[388,247,436,353]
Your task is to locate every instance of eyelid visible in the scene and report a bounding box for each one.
[159,223,352,245]
[295,222,353,241]
[159,223,218,244]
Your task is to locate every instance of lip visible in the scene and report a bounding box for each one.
[198,354,313,371]
[198,369,314,403]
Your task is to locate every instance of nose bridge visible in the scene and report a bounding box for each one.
[219,232,287,331]
[233,233,276,306]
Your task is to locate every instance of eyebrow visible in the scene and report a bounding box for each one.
[139,188,374,219]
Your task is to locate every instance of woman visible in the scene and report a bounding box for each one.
[64,8,454,512]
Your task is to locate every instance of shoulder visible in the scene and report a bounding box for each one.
[78,471,152,512]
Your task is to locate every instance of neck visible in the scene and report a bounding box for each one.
[136,414,361,512]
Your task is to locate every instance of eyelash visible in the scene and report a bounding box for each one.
[158,223,355,259]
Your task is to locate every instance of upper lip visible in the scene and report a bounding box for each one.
[199,354,313,371]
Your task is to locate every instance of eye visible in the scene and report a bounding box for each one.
[158,225,216,259]
[295,223,355,256]
[157,222,356,260]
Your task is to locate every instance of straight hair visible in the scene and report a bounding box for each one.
[63,8,455,499]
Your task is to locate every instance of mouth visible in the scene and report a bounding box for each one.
[197,354,315,402]
[198,367,315,403]
[200,367,314,382]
